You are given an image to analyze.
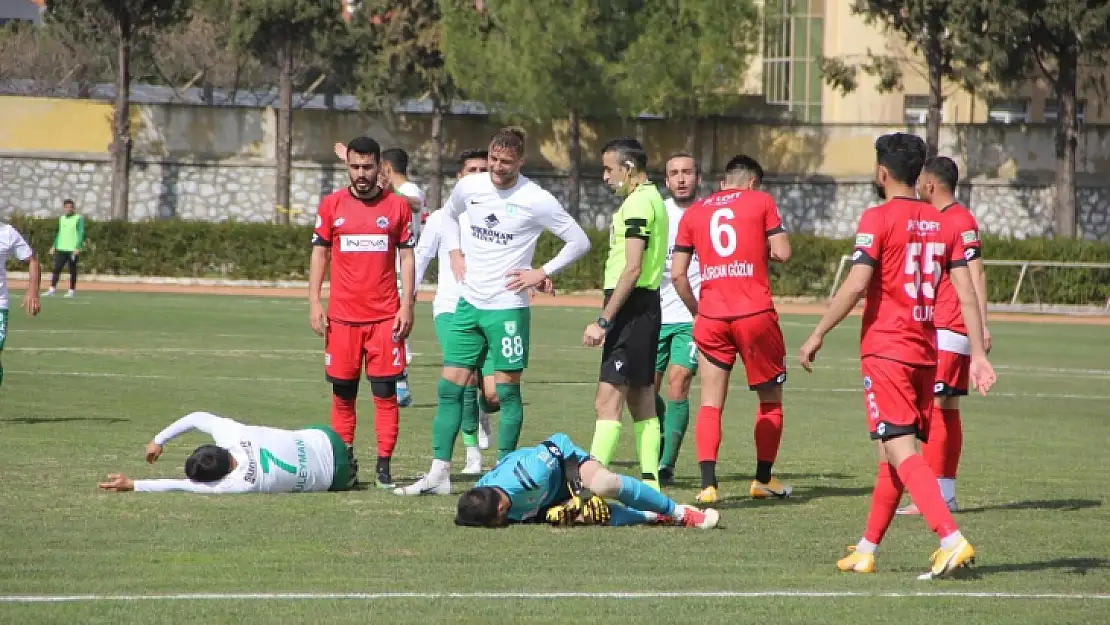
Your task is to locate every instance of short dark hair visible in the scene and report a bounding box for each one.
[457,148,488,165]
[184,445,233,483]
[724,154,764,185]
[665,151,700,175]
[455,486,503,528]
[381,148,409,174]
[601,137,648,171]
[875,133,927,186]
[62,199,75,207]
[346,136,381,162]
[489,127,526,157]
[922,156,959,191]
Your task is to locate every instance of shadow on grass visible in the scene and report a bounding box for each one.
[959,498,1102,514]
[1,416,130,425]
[712,485,874,509]
[966,557,1109,578]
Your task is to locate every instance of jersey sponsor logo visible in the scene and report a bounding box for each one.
[855,233,874,248]
[339,234,389,252]
[376,216,389,229]
[484,213,499,228]
[334,217,346,227]
[907,219,941,234]
[469,224,515,245]
[704,190,743,206]
[702,260,754,281]
[961,230,979,244]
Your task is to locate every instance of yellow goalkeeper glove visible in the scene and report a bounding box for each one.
[579,495,611,525]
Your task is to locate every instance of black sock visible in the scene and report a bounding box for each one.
[755,461,774,484]
[699,461,717,489]
[376,457,390,475]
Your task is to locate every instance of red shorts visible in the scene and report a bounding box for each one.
[325,319,407,383]
[861,356,935,441]
[935,350,970,396]
[693,310,787,390]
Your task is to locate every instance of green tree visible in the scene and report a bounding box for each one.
[221,0,345,224]
[442,0,627,216]
[612,0,759,162]
[47,0,187,220]
[819,0,988,157]
[354,0,458,209]
[966,0,1110,237]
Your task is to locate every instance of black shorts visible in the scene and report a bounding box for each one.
[599,288,662,388]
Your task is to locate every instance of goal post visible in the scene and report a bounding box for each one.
[828,255,1110,315]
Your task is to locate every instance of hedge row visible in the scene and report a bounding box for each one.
[5,216,1110,303]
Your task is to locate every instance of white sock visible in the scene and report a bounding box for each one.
[855,538,878,554]
[430,459,450,479]
[940,531,964,550]
[465,446,481,463]
[673,506,687,522]
[642,511,660,522]
[938,478,956,501]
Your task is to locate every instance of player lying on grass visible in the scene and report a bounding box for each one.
[455,432,719,529]
[97,412,354,493]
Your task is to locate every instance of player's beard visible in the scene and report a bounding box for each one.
[872,182,886,201]
[672,188,697,205]
[351,177,377,198]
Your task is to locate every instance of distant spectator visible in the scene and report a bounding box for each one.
[46,199,84,298]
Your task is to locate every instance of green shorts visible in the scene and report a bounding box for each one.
[655,322,698,374]
[435,312,495,377]
[442,298,531,372]
[308,424,353,492]
[0,308,8,351]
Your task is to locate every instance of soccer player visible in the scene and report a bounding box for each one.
[798,132,996,579]
[395,127,591,496]
[97,411,354,493]
[655,151,703,485]
[897,156,991,515]
[455,432,719,529]
[0,220,42,388]
[310,136,416,490]
[382,148,424,408]
[671,155,793,504]
[45,199,84,298]
[584,137,668,491]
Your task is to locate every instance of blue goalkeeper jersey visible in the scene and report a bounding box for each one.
[476,433,590,522]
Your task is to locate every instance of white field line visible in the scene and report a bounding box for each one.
[0,590,1107,603]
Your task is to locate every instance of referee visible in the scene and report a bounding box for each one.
[583,137,669,490]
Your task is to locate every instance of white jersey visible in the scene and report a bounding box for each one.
[443,173,590,310]
[0,224,33,309]
[395,181,426,237]
[134,412,337,494]
[415,208,470,318]
[660,198,702,324]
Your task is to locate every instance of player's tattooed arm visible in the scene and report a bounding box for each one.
[800,264,872,372]
[671,249,698,316]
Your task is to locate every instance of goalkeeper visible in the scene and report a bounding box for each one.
[454,432,718,529]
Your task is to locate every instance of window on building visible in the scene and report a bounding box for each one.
[1044,99,1086,123]
[762,0,824,123]
[987,98,1030,124]
[903,94,945,124]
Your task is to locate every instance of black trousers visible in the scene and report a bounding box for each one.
[51,251,78,290]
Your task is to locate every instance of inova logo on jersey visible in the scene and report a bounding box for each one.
[340,234,389,252]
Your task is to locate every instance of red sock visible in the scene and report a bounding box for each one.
[897,454,959,539]
[942,408,962,479]
[695,406,723,462]
[863,462,904,544]
[921,403,948,476]
[373,396,399,458]
[754,402,784,463]
[331,394,357,445]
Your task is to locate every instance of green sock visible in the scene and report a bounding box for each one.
[432,378,467,462]
[461,385,479,448]
[659,399,690,469]
[479,392,501,414]
[495,383,522,459]
[635,418,661,482]
[590,420,622,466]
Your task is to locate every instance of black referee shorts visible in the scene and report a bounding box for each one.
[599,287,662,388]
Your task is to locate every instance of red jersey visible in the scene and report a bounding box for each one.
[674,189,785,319]
[312,188,414,323]
[852,197,968,366]
[933,203,982,334]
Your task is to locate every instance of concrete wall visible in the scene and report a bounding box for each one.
[1,97,1108,239]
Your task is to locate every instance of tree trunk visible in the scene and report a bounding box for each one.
[1054,53,1079,238]
[925,45,943,158]
[568,109,581,219]
[427,96,445,210]
[109,14,133,221]
[683,116,698,154]
[275,41,294,225]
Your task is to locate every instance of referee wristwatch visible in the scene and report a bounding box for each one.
[596,316,612,331]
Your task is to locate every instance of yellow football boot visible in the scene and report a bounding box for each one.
[837,546,876,574]
[695,485,719,505]
[918,538,976,580]
[750,476,793,499]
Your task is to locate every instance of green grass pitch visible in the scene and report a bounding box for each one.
[0,291,1108,624]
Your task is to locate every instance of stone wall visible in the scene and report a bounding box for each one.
[2,154,1108,241]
